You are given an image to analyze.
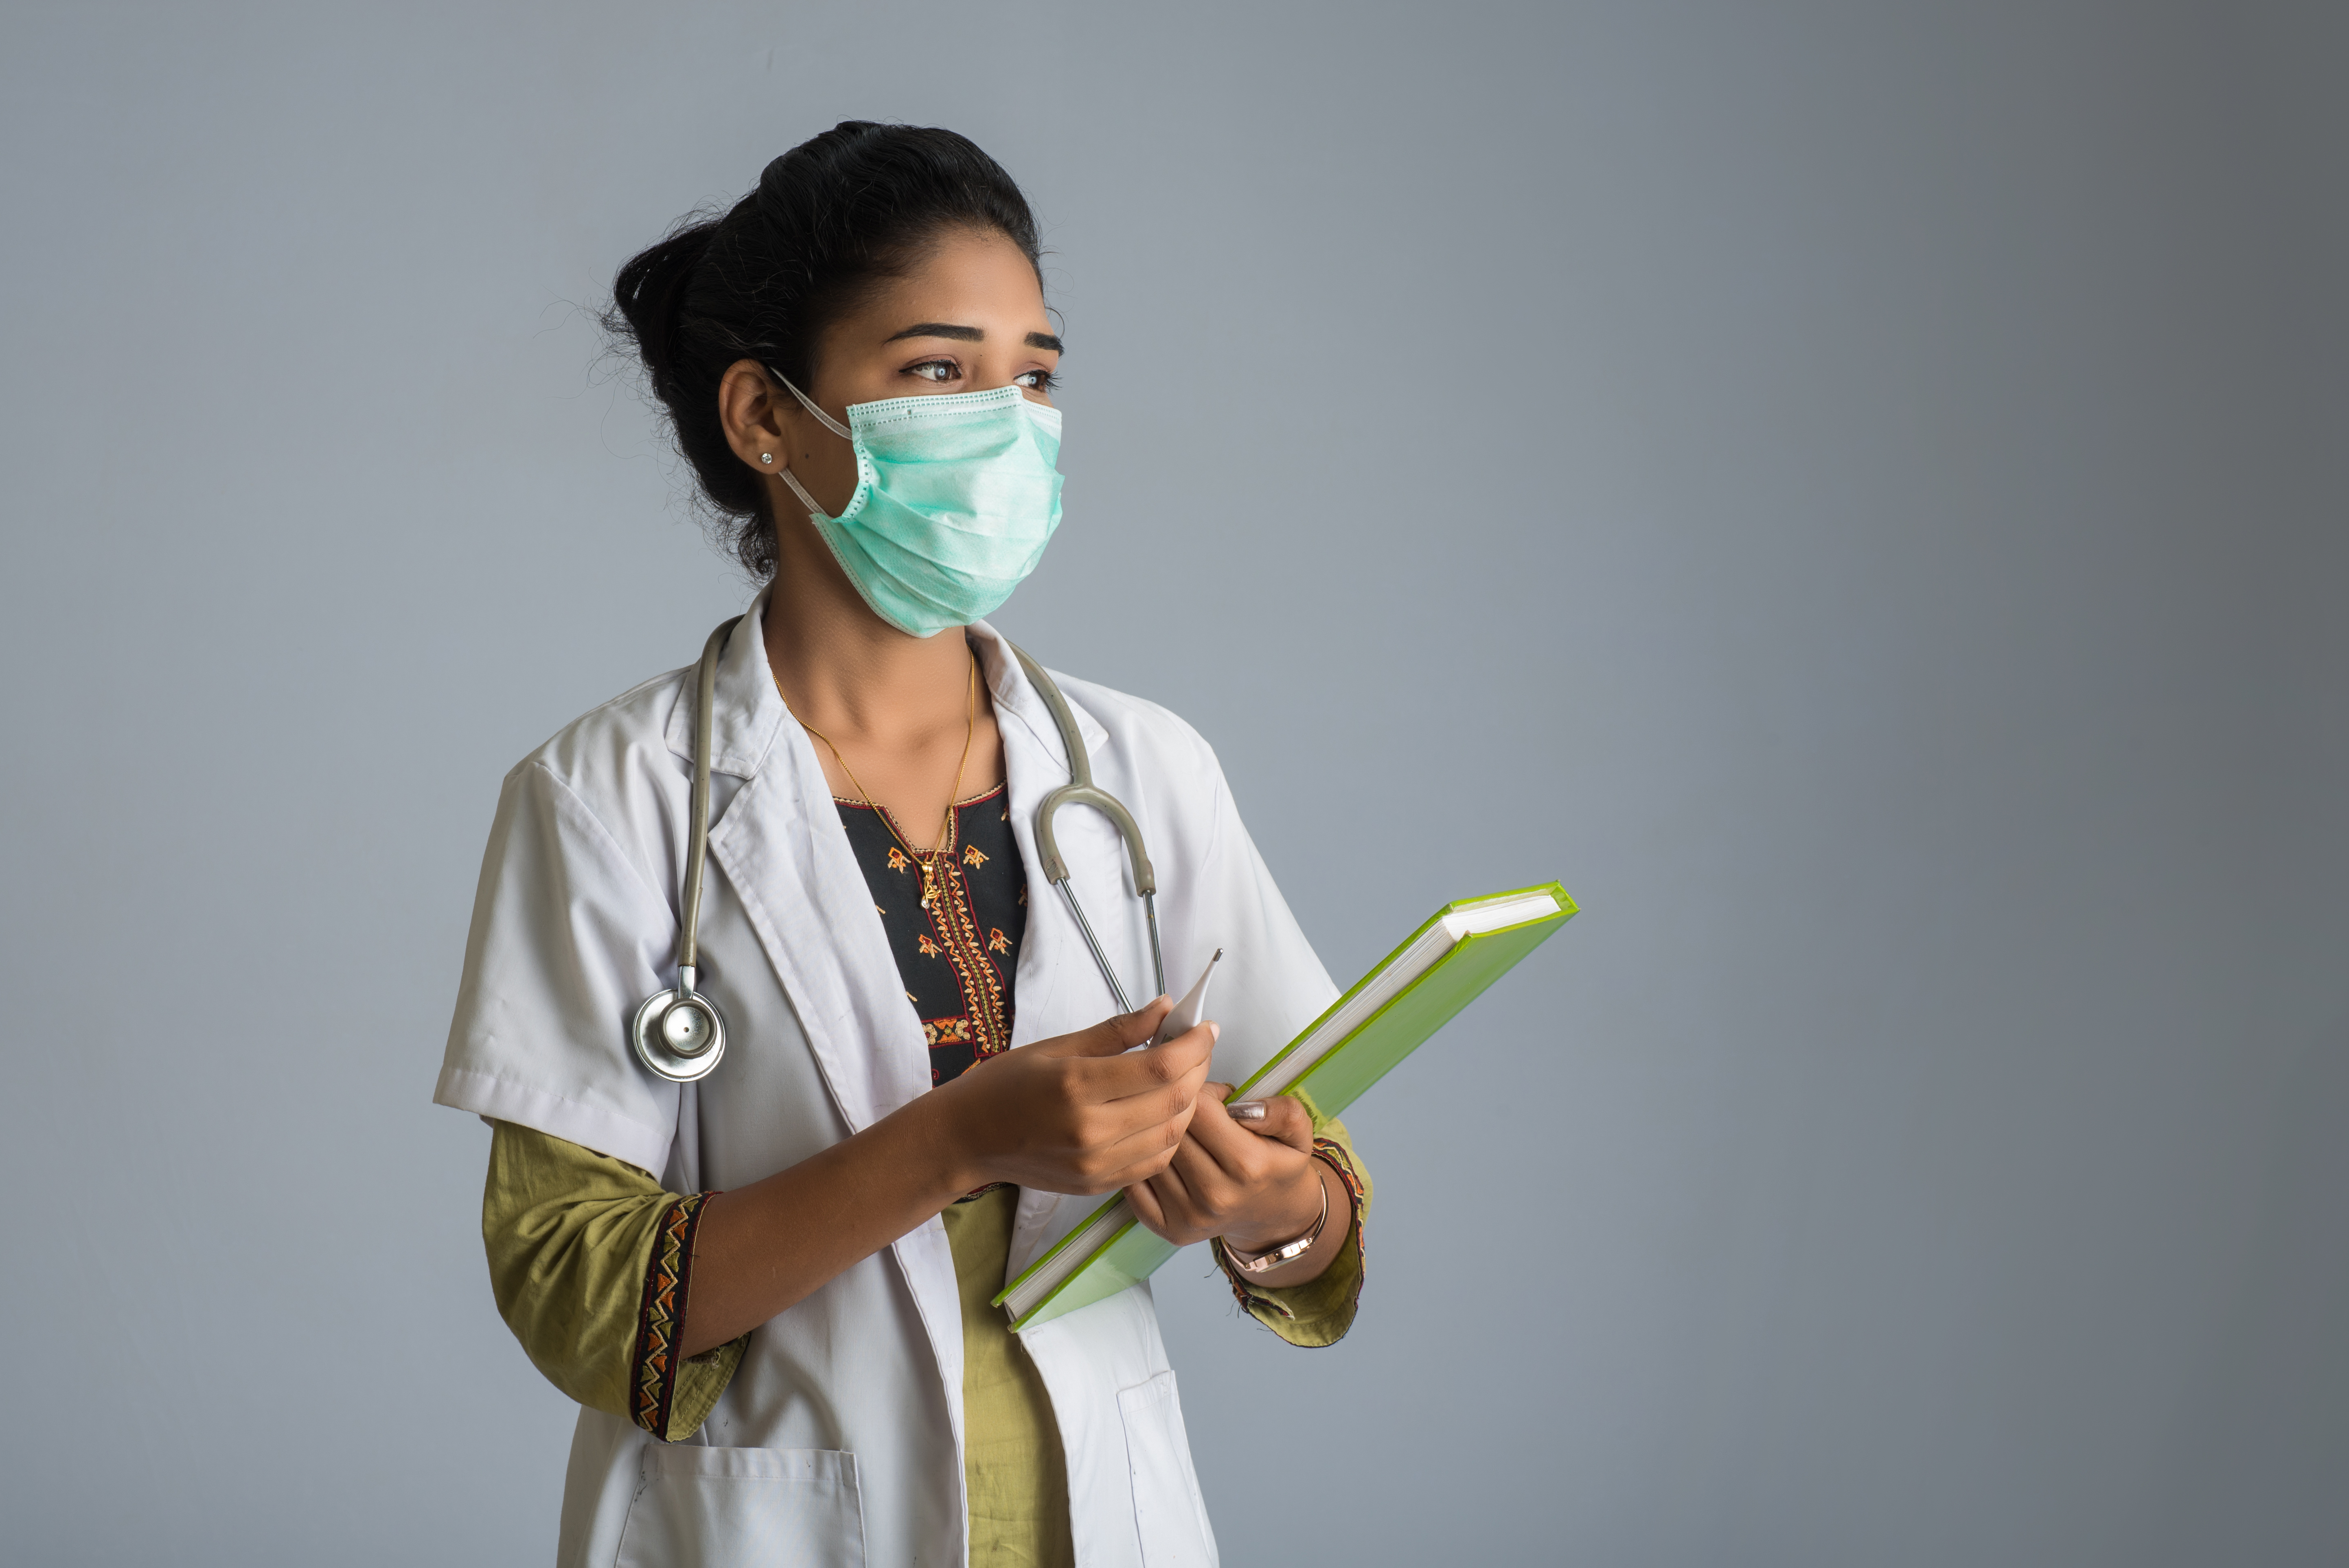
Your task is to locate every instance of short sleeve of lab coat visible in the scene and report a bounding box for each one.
[435,760,682,1177]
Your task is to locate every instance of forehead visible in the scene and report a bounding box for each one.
[855,230,1047,326]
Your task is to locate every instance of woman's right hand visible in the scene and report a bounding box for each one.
[933,997,1217,1196]
[679,999,1214,1355]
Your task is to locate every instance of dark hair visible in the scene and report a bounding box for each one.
[606,122,1043,578]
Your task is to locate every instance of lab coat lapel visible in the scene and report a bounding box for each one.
[690,600,966,1421]
[967,622,1123,1280]
[973,620,1092,1058]
[675,597,933,1138]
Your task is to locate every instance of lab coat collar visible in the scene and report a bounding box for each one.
[964,618,1109,768]
[660,589,791,778]
[662,598,1109,782]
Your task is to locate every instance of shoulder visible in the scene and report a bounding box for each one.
[493,665,696,845]
[512,666,689,790]
[1047,669,1225,785]
[1025,666,1241,872]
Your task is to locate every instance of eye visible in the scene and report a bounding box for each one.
[907,359,959,384]
[1015,368,1057,393]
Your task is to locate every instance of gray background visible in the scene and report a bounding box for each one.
[2,2,2341,1563]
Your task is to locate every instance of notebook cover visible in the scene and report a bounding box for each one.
[998,882,1575,1331]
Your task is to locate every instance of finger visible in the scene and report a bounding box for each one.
[1088,1139,1190,1200]
[1126,1176,1166,1231]
[1083,1082,1207,1176]
[1174,1139,1272,1233]
[1146,1152,1200,1215]
[1063,1089,1212,1191]
[1146,1151,1227,1242]
[1090,1028,1221,1126]
[1156,1021,1218,1074]
[1051,998,1173,1059]
[1231,1093,1315,1154]
[1080,1022,1216,1106]
[1165,1121,1239,1198]
[1177,1094,1282,1183]
[1127,1172,1207,1245]
[1049,1131,1187,1198]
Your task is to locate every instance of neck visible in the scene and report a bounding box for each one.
[760,513,973,747]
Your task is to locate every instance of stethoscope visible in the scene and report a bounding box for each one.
[633,620,1165,1082]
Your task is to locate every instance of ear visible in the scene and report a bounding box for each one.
[717,359,808,475]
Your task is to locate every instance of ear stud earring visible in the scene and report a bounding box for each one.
[761,453,774,464]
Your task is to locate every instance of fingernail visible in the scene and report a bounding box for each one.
[1228,1099,1267,1121]
[1208,1022,1220,1042]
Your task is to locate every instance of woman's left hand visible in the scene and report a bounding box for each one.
[1127,1082,1327,1256]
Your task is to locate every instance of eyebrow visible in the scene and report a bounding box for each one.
[883,321,1064,353]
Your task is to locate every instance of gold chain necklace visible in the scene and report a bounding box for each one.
[795,654,979,911]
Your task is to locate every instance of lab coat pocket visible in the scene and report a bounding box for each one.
[1117,1371,1216,1568]
[614,1444,865,1568]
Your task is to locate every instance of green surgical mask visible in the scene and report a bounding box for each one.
[771,374,1063,638]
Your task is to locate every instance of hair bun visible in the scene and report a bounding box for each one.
[609,221,717,394]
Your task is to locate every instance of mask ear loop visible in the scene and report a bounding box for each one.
[764,368,853,521]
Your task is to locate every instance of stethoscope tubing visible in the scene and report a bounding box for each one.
[677,615,740,991]
[1007,642,1166,1010]
[636,622,1165,1080]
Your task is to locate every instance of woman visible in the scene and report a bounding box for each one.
[436,123,1370,1568]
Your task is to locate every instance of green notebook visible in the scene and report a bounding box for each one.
[994,881,1577,1330]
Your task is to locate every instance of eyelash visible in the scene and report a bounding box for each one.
[906,358,1056,393]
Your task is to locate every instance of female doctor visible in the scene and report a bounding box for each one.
[436,122,1370,1568]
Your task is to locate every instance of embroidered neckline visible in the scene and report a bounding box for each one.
[830,780,1008,817]
[837,791,1019,1070]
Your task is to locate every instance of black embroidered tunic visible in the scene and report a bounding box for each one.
[834,783,1029,1086]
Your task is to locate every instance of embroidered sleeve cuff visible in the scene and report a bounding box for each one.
[1219,1136,1370,1349]
[629,1193,745,1441]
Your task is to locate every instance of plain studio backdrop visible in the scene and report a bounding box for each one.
[3,3,2342,1564]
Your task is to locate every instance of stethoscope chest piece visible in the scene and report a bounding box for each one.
[632,973,727,1082]
[631,615,742,1086]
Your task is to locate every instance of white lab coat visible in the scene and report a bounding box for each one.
[435,596,1339,1568]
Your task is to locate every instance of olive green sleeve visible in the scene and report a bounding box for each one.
[1216,1104,1372,1348]
[482,1121,745,1441]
